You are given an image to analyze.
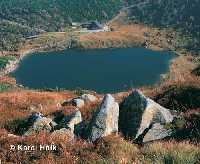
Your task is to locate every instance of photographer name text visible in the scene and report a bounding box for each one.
[10,144,57,151]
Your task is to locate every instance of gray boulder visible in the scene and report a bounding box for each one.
[80,94,97,102]
[143,123,173,142]
[27,112,43,126]
[61,100,72,106]
[72,98,85,108]
[59,109,82,132]
[24,113,57,136]
[88,94,119,142]
[119,90,174,143]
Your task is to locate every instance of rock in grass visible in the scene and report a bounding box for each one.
[59,109,82,132]
[27,112,43,126]
[80,94,97,102]
[142,123,173,142]
[119,90,174,143]
[61,100,71,106]
[24,114,57,136]
[88,94,119,142]
[72,98,85,108]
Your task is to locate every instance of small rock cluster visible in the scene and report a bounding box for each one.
[21,91,174,143]
[62,93,97,108]
[23,94,98,140]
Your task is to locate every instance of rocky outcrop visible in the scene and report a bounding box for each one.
[88,94,119,142]
[59,109,82,132]
[24,113,57,136]
[80,94,97,102]
[119,90,174,143]
[23,109,82,137]
[17,91,174,143]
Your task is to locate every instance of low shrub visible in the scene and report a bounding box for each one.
[154,85,200,112]
[0,83,11,92]
[0,56,16,69]
[192,65,200,76]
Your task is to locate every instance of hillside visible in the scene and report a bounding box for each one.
[0,0,122,30]
[1,0,200,54]
[125,0,200,54]
[0,0,122,51]
[0,1,200,163]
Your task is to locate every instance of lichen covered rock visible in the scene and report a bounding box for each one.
[24,113,57,136]
[59,109,82,132]
[119,90,174,143]
[72,98,85,108]
[80,94,97,102]
[88,94,119,142]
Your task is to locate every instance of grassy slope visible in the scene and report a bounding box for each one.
[0,1,200,163]
[0,132,199,163]
[0,88,199,163]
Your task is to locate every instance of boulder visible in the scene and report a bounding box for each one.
[27,112,43,126]
[88,94,119,142]
[72,98,85,108]
[24,114,57,136]
[59,109,82,132]
[61,100,72,106]
[80,94,97,102]
[142,123,173,142]
[119,90,174,143]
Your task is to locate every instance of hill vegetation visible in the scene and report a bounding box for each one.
[1,0,200,54]
[0,1,199,163]
[126,0,200,54]
[0,0,122,51]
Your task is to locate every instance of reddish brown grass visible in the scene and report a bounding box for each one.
[0,90,75,127]
[79,25,146,49]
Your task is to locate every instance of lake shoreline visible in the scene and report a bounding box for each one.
[0,40,181,93]
[0,49,39,77]
[11,48,174,93]
[0,43,173,74]
[0,23,176,77]
[1,22,195,93]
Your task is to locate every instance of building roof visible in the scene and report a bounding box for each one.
[81,21,103,30]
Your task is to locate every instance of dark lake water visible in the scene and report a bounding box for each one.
[11,48,174,93]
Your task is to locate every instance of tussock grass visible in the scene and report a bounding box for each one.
[0,131,199,164]
[142,141,200,164]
